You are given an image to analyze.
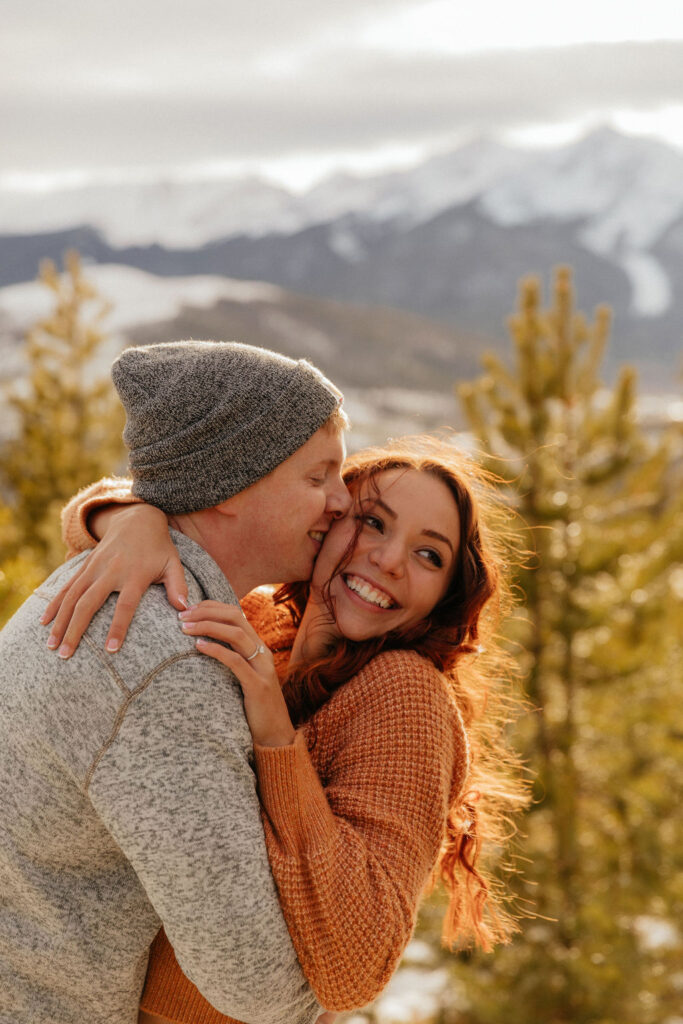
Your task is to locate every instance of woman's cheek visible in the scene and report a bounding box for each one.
[313,521,355,585]
[328,516,357,551]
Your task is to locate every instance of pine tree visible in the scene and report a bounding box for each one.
[0,501,45,625]
[0,250,126,613]
[451,268,682,1023]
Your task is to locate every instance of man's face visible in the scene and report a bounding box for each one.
[233,425,350,585]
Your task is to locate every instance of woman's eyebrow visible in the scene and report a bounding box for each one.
[372,497,397,519]
[421,529,454,554]
[372,498,454,555]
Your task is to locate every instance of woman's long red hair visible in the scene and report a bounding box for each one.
[276,435,529,950]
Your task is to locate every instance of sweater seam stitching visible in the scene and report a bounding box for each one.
[81,632,131,697]
[84,649,203,792]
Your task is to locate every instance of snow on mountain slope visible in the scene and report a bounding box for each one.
[0,178,305,249]
[619,251,671,317]
[478,128,683,317]
[480,129,683,250]
[0,265,285,333]
[306,138,530,227]
[2,129,682,321]
[3,129,682,256]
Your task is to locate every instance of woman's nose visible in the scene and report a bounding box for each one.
[368,540,405,577]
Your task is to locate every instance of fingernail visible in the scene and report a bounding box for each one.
[177,595,189,610]
[40,613,49,625]
[58,644,72,660]
[106,639,120,653]
[180,621,193,632]
[47,635,59,650]
[195,638,207,648]
[178,610,190,620]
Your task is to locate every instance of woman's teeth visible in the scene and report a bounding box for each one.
[345,575,395,609]
[309,531,325,543]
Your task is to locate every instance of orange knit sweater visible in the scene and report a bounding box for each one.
[62,480,469,1023]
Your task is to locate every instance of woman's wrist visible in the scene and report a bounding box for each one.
[253,724,297,748]
[88,503,122,541]
[88,502,167,541]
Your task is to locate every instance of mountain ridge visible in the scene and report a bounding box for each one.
[1,127,680,389]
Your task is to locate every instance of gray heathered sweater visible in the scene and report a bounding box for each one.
[0,531,320,1024]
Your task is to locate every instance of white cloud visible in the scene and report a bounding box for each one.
[2,0,683,182]
[359,0,683,54]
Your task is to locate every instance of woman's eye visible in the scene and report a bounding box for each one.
[361,514,383,532]
[419,548,443,568]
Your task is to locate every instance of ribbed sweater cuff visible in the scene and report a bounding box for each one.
[61,477,140,556]
[254,730,336,856]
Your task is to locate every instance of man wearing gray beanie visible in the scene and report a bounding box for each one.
[0,340,350,1024]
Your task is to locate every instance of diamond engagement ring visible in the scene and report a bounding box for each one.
[245,642,267,662]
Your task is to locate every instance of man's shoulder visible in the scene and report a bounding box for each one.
[33,540,240,683]
[34,549,92,601]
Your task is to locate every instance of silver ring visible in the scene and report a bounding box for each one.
[245,642,267,662]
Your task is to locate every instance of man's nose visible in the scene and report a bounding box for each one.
[326,476,352,518]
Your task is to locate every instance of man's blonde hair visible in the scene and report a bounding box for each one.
[323,403,350,434]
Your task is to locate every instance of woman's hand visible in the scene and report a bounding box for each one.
[41,504,188,658]
[180,600,296,748]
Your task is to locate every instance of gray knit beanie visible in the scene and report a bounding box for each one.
[111,340,343,515]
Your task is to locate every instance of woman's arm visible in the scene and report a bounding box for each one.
[42,478,187,657]
[254,652,468,1011]
[195,622,468,1012]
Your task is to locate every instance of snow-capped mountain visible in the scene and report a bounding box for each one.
[0,177,304,249]
[1,127,681,387]
[3,128,682,260]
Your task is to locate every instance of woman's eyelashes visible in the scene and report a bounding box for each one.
[358,511,446,570]
[419,548,444,569]
[361,513,384,532]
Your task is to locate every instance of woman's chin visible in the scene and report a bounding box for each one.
[336,612,390,644]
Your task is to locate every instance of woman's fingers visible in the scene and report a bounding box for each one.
[179,600,247,623]
[161,556,189,612]
[40,559,92,627]
[180,618,269,661]
[194,638,257,673]
[195,637,295,747]
[100,585,148,654]
[194,640,275,700]
[47,578,130,658]
[45,571,105,652]
[41,502,181,655]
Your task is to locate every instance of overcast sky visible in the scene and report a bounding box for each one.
[3,0,683,190]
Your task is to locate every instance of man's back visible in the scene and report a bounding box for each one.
[0,534,318,1024]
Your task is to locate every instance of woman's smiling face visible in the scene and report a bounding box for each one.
[310,467,461,642]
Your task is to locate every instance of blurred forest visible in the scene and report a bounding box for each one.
[0,254,681,1024]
